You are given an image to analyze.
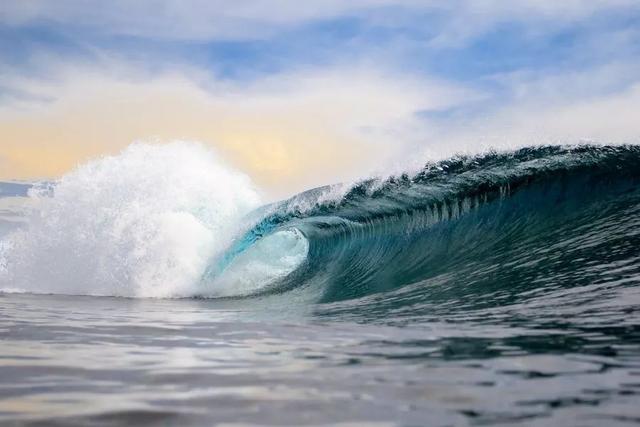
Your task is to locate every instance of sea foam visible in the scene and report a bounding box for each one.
[0,142,262,298]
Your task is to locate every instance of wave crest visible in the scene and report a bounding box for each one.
[0,142,261,298]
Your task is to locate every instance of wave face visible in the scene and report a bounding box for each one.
[211,145,640,310]
[1,144,640,307]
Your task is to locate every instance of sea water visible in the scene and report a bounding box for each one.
[1,143,639,426]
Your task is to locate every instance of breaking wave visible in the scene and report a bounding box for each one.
[1,143,640,309]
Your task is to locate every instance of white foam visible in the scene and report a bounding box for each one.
[0,142,262,298]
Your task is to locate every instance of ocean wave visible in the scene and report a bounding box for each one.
[1,144,639,307]
[216,145,640,307]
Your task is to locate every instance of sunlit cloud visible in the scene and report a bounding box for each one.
[0,60,479,198]
[1,1,640,198]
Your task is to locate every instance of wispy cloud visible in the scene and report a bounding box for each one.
[0,59,480,197]
[2,1,637,42]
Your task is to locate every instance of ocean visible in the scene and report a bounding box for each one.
[1,144,639,426]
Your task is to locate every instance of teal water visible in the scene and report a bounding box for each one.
[1,145,639,426]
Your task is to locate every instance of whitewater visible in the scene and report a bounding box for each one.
[1,142,639,426]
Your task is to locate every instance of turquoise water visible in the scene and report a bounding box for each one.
[1,145,640,425]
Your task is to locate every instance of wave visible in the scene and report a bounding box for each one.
[211,145,640,307]
[1,144,640,308]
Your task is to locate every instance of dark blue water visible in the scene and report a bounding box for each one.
[1,146,640,426]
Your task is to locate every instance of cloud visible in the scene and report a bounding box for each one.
[0,60,479,198]
[412,65,640,164]
[1,1,640,198]
[471,83,640,146]
[423,0,640,48]
[6,50,639,198]
[0,1,411,40]
[2,1,637,43]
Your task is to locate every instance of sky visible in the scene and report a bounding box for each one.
[1,1,640,199]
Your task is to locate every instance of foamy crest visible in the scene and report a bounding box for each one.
[0,142,261,297]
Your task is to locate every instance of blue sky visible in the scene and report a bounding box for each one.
[1,1,640,196]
